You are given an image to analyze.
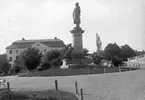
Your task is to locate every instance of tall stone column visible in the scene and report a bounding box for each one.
[71,27,84,53]
[70,27,86,64]
[68,2,89,65]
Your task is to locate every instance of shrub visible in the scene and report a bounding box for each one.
[23,48,43,71]
[50,58,62,68]
[38,62,51,71]
[0,62,11,74]
[91,52,102,65]
[112,56,123,67]
[14,65,21,73]
[41,49,62,69]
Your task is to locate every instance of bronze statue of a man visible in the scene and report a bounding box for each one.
[73,2,81,27]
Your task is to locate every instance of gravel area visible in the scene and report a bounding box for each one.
[1,69,145,100]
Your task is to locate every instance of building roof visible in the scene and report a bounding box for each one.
[6,38,66,49]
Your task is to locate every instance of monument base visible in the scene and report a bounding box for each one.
[69,52,89,65]
[69,26,89,67]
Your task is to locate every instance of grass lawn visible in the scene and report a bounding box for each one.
[0,89,78,100]
[18,67,137,77]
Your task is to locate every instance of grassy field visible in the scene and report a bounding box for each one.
[18,67,137,77]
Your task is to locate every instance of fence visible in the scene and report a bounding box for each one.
[0,80,86,100]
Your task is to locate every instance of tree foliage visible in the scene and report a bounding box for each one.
[104,43,122,67]
[14,52,26,73]
[0,54,7,66]
[91,52,103,65]
[103,43,136,66]
[96,33,102,53]
[40,49,62,70]
[119,44,136,60]
[0,54,10,74]
[22,48,43,70]
[104,43,121,59]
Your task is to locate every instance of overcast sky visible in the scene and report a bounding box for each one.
[0,0,144,54]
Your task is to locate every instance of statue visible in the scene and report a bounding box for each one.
[73,2,81,28]
[63,44,74,60]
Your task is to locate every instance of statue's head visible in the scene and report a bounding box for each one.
[75,2,79,6]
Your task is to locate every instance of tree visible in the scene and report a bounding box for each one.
[14,52,26,73]
[104,43,121,60]
[22,48,43,71]
[0,54,10,74]
[104,43,123,67]
[112,55,123,67]
[50,58,62,68]
[119,44,136,60]
[40,49,62,70]
[91,52,103,65]
[96,33,102,53]
[1,63,11,74]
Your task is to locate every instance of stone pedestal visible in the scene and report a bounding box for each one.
[70,27,84,53]
[70,27,88,64]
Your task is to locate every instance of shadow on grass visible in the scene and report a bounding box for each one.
[0,89,79,100]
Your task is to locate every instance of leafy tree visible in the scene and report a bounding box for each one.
[40,49,62,70]
[1,62,11,74]
[91,52,103,65]
[50,58,62,68]
[96,33,102,53]
[104,43,124,67]
[22,48,43,70]
[104,43,121,60]
[0,54,10,74]
[0,54,7,66]
[14,52,26,73]
[112,55,123,67]
[119,44,136,60]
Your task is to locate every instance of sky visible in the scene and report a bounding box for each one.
[0,0,144,54]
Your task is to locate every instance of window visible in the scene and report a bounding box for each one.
[16,50,18,54]
[9,57,12,61]
[9,50,12,54]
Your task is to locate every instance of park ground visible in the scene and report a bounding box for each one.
[1,63,145,100]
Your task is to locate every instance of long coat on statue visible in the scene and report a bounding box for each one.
[73,6,81,24]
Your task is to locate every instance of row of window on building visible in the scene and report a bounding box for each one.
[8,50,21,54]
[8,49,49,55]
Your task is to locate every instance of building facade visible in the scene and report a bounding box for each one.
[6,37,66,66]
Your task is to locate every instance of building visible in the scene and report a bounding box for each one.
[6,37,66,66]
